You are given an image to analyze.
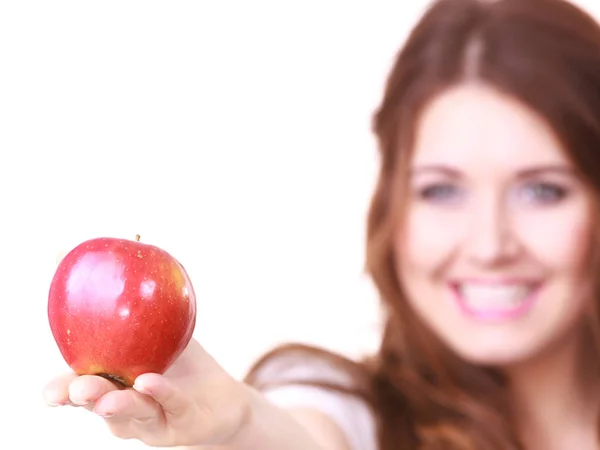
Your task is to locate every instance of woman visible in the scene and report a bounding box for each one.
[43,0,600,448]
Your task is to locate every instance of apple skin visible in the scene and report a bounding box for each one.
[48,236,197,387]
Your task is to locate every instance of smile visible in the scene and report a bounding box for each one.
[450,280,541,321]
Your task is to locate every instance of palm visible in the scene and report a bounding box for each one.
[115,337,241,446]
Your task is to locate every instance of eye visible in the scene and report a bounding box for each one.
[418,183,464,204]
[515,182,569,205]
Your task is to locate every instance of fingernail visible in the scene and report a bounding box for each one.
[93,406,114,418]
[132,383,151,395]
[72,399,89,406]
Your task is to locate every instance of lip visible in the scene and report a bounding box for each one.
[450,277,541,284]
[449,279,542,321]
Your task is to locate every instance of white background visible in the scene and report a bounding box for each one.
[0,1,598,449]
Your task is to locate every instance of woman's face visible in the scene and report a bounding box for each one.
[396,83,593,365]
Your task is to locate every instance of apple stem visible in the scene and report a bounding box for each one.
[135,234,141,242]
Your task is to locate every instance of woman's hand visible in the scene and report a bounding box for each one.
[43,338,251,448]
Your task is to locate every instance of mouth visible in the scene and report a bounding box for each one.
[450,280,542,321]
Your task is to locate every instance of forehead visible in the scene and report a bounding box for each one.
[411,84,570,171]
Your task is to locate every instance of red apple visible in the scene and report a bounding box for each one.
[48,235,197,387]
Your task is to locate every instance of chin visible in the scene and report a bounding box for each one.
[446,340,543,367]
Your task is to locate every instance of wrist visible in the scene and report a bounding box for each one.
[227,384,322,450]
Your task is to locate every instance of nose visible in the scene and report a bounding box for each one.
[465,199,518,266]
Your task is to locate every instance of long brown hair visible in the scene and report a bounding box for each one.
[245,0,600,448]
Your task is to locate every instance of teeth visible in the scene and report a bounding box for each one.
[459,284,532,309]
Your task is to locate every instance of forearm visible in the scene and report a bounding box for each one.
[225,385,323,450]
[174,385,322,450]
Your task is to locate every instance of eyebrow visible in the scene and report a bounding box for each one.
[410,164,576,178]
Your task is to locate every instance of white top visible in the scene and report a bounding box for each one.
[255,355,378,450]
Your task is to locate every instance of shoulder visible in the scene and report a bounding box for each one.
[247,345,379,450]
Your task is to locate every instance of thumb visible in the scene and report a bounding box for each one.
[133,373,189,419]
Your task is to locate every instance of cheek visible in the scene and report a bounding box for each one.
[515,205,591,269]
[400,207,466,269]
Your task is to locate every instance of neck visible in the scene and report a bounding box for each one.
[506,327,599,449]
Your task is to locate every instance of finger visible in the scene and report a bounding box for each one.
[133,373,189,419]
[68,374,120,407]
[43,372,79,406]
[92,388,162,423]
